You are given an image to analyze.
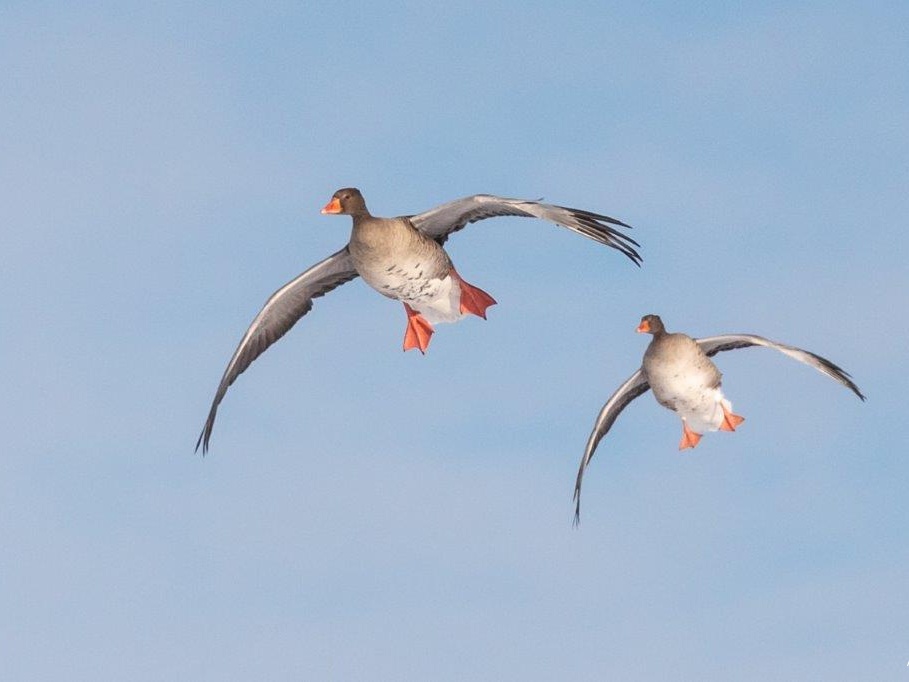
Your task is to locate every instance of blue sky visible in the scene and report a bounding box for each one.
[1,2,907,680]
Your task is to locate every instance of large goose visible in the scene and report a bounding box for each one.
[573,314,864,521]
[197,188,640,453]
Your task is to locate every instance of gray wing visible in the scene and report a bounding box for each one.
[573,369,651,524]
[408,194,641,266]
[196,247,359,453]
[696,334,865,401]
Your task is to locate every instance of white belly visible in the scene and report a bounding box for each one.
[673,388,732,434]
[361,261,463,325]
[648,367,731,433]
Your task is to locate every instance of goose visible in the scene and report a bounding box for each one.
[197,188,640,452]
[573,314,864,522]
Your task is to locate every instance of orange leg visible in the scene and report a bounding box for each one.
[451,268,497,319]
[402,303,434,354]
[679,421,702,450]
[719,404,745,432]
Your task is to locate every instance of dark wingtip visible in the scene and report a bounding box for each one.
[843,373,866,401]
[613,233,642,267]
[815,352,866,402]
[843,372,866,402]
[194,428,208,456]
[195,411,215,455]
[563,208,642,267]
[611,238,642,267]
[574,207,634,231]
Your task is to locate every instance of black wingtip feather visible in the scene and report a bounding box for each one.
[195,415,214,455]
[822,359,865,401]
[570,213,643,266]
[572,207,635,230]
[572,488,582,527]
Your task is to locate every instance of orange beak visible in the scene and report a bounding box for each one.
[636,319,650,333]
[321,197,342,214]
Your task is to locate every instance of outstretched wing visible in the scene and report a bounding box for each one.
[573,369,651,524]
[696,334,865,401]
[408,194,641,266]
[196,247,359,453]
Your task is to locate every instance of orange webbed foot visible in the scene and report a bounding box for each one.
[451,268,496,319]
[719,404,745,432]
[679,422,702,450]
[403,303,434,353]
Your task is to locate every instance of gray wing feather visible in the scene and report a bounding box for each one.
[196,247,359,453]
[408,194,641,266]
[696,334,865,400]
[573,369,650,524]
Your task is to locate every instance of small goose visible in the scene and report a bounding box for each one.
[197,188,640,453]
[573,314,865,521]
